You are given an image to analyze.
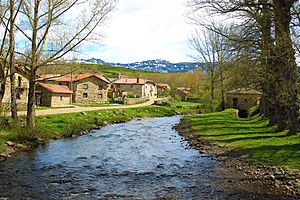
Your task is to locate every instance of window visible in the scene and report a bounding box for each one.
[233,98,238,108]
[98,94,103,99]
[83,93,88,98]
[18,77,22,87]
[60,96,63,101]
[131,85,133,88]
[16,91,21,99]
[98,85,103,90]
[83,84,88,89]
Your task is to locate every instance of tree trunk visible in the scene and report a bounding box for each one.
[26,0,40,127]
[0,63,6,109]
[9,0,17,123]
[26,72,36,127]
[211,73,215,101]
[220,64,225,111]
[273,0,299,135]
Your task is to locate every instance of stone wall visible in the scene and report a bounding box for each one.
[36,85,71,107]
[115,82,157,98]
[124,97,149,105]
[226,94,261,110]
[115,84,144,97]
[51,94,72,107]
[144,82,157,98]
[74,77,109,103]
[2,72,29,109]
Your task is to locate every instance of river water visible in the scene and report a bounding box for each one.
[0,116,288,199]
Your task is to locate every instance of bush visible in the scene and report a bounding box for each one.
[8,125,50,145]
[126,92,137,98]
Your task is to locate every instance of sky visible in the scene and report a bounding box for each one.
[79,0,195,63]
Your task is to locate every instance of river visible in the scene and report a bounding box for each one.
[0,116,289,199]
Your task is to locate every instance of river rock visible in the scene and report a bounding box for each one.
[6,141,15,147]
[0,155,6,162]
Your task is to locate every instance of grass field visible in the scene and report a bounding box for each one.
[182,109,300,170]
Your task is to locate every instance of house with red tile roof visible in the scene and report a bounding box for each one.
[49,73,111,103]
[112,78,157,98]
[36,83,73,107]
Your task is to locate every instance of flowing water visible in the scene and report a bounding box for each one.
[0,116,288,199]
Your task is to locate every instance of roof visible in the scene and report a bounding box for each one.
[51,73,111,84]
[37,83,73,94]
[227,88,262,95]
[157,83,170,88]
[113,78,155,85]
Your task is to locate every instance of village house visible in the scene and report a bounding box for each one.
[226,88,262,110]
[172,87,191,101]
[49,73,111,103]
[112,78,157,98]
[1,65,30,109]
[157,84,171,93]
[36,83,73,107]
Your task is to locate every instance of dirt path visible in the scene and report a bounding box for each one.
[16,99,156,116]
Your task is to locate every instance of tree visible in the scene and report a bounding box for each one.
[15,0,118,126]
[187,0,300,135]
[272,0,299,135]
[189,28,230,110]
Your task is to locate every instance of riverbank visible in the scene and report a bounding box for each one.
[175,109,300,197]
[0,105,200,160]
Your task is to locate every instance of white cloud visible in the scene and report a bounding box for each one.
[81,0,195,63]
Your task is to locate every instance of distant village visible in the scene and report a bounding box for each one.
[1,65,194,108]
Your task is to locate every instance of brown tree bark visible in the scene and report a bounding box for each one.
[273,0,299,135]
[9,0,17,123]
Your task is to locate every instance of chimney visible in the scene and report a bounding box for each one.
[137,77,140,83]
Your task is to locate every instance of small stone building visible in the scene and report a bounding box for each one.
[50,73,111,103]
[157,83,171,95]
[1,65,30,109]
[113,78,157,98]
[226,88,262,110]
[172,87,191,101]
[36,83,73,107]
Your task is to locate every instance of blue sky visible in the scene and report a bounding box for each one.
[79,0,195,63]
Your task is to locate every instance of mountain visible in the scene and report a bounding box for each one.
[83,58,200,73]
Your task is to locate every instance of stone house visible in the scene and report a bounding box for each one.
[50,73,111,103]
[36,83,73,107]
[226,88,262,110]
[1,65,30,109]
[112,78,157,98]
[172,87,191,101]
[157,84,171,94]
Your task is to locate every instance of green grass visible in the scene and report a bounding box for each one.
[182,109,300,170]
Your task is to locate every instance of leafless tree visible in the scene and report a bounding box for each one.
[15,0,118,126]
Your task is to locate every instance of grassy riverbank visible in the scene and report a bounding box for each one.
[0,105,200,155]
[180,109,300,170]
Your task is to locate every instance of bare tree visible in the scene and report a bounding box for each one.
[15,0,118,126]
[189,27,230,110]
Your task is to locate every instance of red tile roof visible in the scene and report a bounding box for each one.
[37,83,73,94]
[51,73,110,84]
[157,83,170,87]
[113,78,155,85]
